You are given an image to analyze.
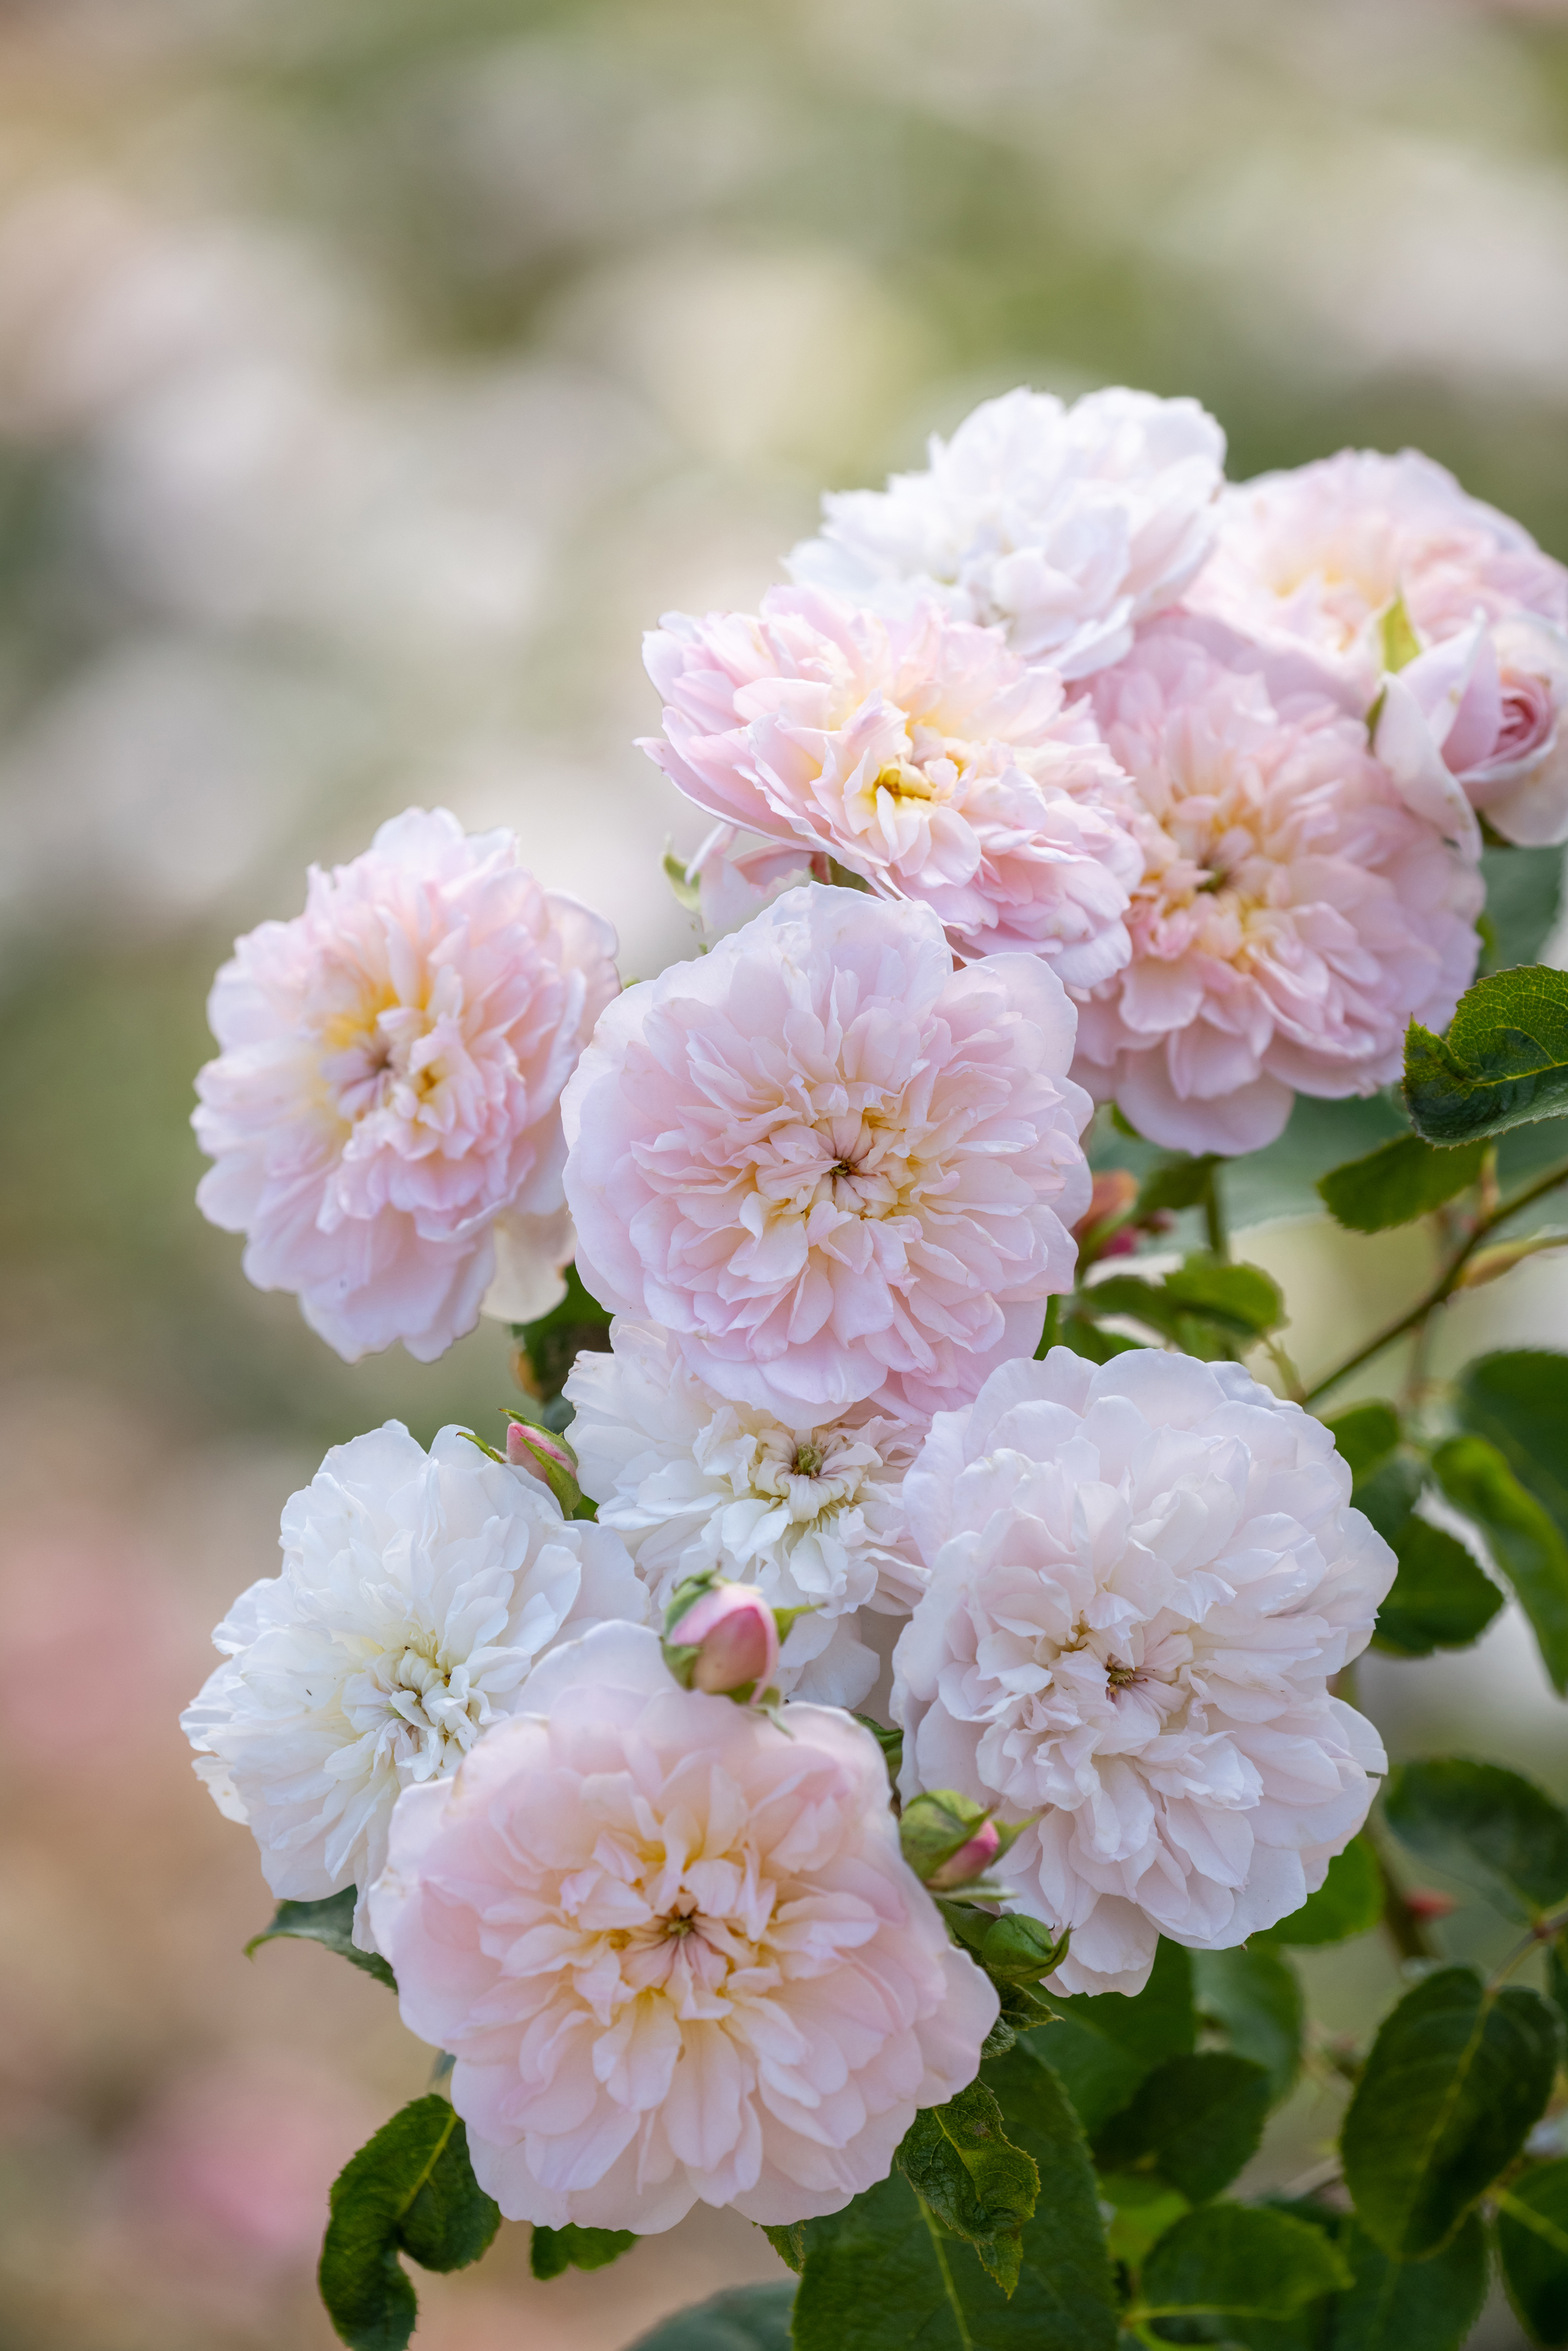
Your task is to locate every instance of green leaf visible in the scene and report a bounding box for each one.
[1027,1938,1193,2135]
[1256,1836,1384,1949]
[245,1890,397,1991]
[1383,1758,1568,1922]
[1496,2161,1568,2347]
[1191,1948,1303,2103]
[1404,966,1568,1145]
[1432,1433,1568,1692]
[896,2082,1041,2294]
[530,2223,636,2279]
[1371,1515,1504,1657]
[1021,2012,1149,2137]
[983,2043,1120,2351]
[512,1261,613,1410]
[1479,844,1565,976]
[761,2223,805,2276]
[1323,1401,1402,1484]
[1351,1451,1425,1545]
[1058,1312,1148,1364]
[1316,1132,1487,1233]
[1328,2211,1488,2351]
[623,2284,797,2351]
[793,2159,1114,2351]
[1340,1965,1562,2258]
[1453,1349,1568,1543]
[1137,2204,1349,2322]
[663,845,702,913]
[851,1714,902,1790]
[1087,1254,1284,1349]
[318,2095,500,2351]
[1093,2052,1270,2202]
[1135,1154,1222,1217]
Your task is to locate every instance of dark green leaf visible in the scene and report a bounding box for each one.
[1384,1758,1568,1921]
[530,2224,636,2279]
[1497,2161,1568,2347]
[851,1715,902,1789]
[1340,1966,1561,2258]
[318,2095,500,2351]
[1087,1255,1283,1349]
[1403,966,1568,1144]
[1135,1154,1222,1216]
[983,2043,1120,2351]
[1432,1434,1568,1692]
[1453,1349,1568,1544]
[1328,2212,1488,2351]
[513,1261,613,1409]
[1059,1312,1149,1364]
[1371,1517,1503,1657]
[761,2223,805,2276]
[1479,844,1564,976]
[1351,1451,1425,1544]
[896,2082,1040,2294]
[1256,1837,1384,1949]
[1021,2012,1148,2137]
[1317,1134,1487,1233]
[1026,1939,1193,2135]
[1191,1949,1303,2103]
[1137,2205,1349,2322]
[793,2161,1113,2351]
[1093,2052,1270,2202]
[245,1889,397,1990]
[623,2283,797,2351]
[1323,1402,1402,1485]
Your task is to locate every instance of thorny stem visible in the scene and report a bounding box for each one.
[1305,1155,1568,1405]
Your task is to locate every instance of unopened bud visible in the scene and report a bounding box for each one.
[1404,1888,1459,1922]
[928,1819,1003,1890]
[504,1418,582,1516]
[664,1580,780,1700]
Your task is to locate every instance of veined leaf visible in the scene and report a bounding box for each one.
[1454,1349,1568,1543]
[1383,1758,1568,1922]
[530,2223,636,2279]
[1318,1133,1487,1233]
[895,2082,1039,2294]
[1372,1516,1503,1657]
[1092,2050,1270,2202]
[1496,2161,1568,2347]
[1324,1400,1402,1484]
[1433,1435,1568,1693]
[1191,1947,1303,2103]
[1255,1836,1384,1948]
[1331,2212,1488,2351]
[983,2044,1119,2347]
[624,2284,797,2351]
[1134,1154,1222,1217]
[1341,1966,1561,2259]
[1404,966,1568,1144]
[245,1889,396,1991]
[318,2096,500,2351]
[1135,2205,1349,2324]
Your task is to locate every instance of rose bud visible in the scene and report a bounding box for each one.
[1404,1889,1459,1922]
[664,1580,780,1700]
[504,1418,583,1517]
[927,1819,1003,1890]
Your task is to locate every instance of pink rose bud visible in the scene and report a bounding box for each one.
[504,1419,582,1515]
[668,1583,780,1697]
[927,1819,1003,1890]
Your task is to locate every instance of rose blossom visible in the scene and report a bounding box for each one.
[643,587,1140,982]
[560,885,1092,1423]
[193,808,618,1362]
[1075,617,1481,1154]
[367,1621,997,2231]
[181,1422,647,1951]
[565,1319,927,1707]
[787,385,1225,677]
[1188,448,1568,845]
[892,1351,1395,1997]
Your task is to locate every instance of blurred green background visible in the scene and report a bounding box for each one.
[4,1,1568,2343]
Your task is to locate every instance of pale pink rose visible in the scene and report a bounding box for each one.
[368,1621,996,2233]
[1189,448,1568,686]
[1375,613,1568,850]
[1077,618,1482,1154]
[194,809,618,1361]
[892,1352,1394,1997]
[787,385,1225,677]
[642,586,1140,984]
[561,885,1092,1422]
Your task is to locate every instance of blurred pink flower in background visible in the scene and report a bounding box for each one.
[1075,617,1482,1153]
[786,386,1226,676]
[193,807,619,1362]
[642,586,1140,981]
[369,1622,997,2231]
[562,885,1092,1422]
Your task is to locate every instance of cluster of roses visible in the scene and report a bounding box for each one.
[183,387,1567,2241]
